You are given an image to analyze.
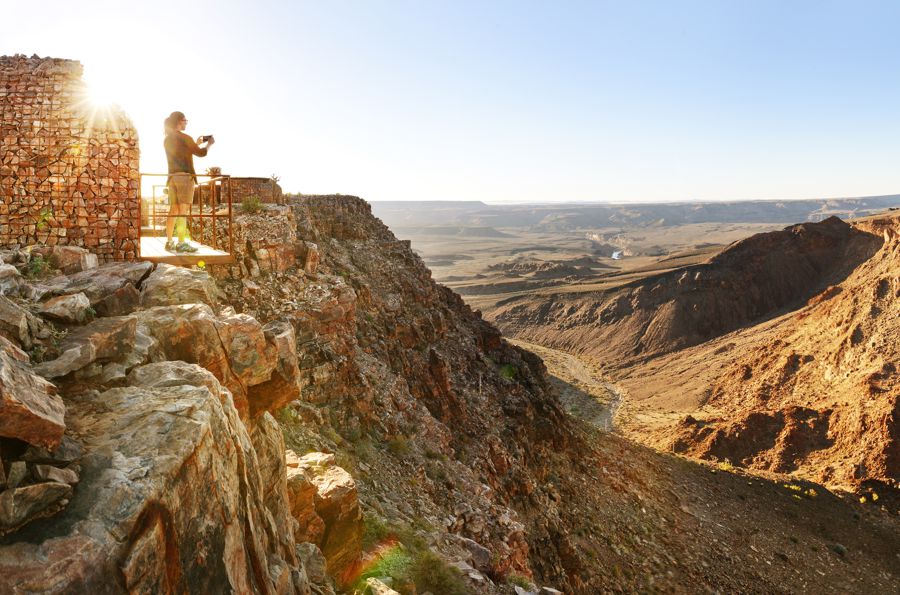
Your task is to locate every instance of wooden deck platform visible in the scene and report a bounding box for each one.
[139,236,233,266]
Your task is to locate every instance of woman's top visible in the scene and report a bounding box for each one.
[164,132,208,175]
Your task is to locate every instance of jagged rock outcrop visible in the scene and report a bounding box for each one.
[0,363,301,593]
[0,335,64,449]
[0,197,897,594]
[140,263,220,308]
[0,257,331,594]
[285,451,363,584]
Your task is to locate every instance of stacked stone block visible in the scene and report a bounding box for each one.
[0,55,140,260]
[234,177,282,204]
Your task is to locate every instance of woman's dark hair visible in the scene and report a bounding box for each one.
[163,111,186,136]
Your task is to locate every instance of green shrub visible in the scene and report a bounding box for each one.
[508,573,535,589]
[387,436,410,456]
[362,515,392,550]
[411,551,468,595]
[35,207,53,231]
[425,461,447,482]
[26,254,51,278]
[28,344,46,363]
[499,363,518,380]
[357,545,412,585]
[241,195,262,214]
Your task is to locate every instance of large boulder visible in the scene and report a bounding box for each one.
[0,336,64,449]
[286,451,362,584]
[218,311,277,388]
[134,305,301,418]
[126,360,225,398]
[248,320,304,417]
[0,264,22,296]
[0,295,46,349]
[0,364,303,594]
[285,453,326,546]
[34,316,137,379]
[33,246,98,275]
[134,305,250,411]
[42,261,152,308]
[140,263,220,307]
[38,293,92,324]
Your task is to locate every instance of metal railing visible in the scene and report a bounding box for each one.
[140,173,234,256]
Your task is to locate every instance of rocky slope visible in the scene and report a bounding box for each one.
[640,213,899,495]
[488,216,881,368]
[211,196,578,592]
[207,197,899,593]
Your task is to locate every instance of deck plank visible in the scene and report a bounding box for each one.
[139,237,233,265]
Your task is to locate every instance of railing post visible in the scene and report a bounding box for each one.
[211,178,217,251]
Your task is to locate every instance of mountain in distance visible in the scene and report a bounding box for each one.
[372,195,900,233]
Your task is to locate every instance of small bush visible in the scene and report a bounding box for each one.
[357,545,412,585]
[386,436,410,456]
[508,573,534,589]
[425,461,447,482]
[499,363,518,380]
[411,551,468,595]
[342,425,363,443]
[362,515,392,550]
[29,344,46,363]
[241,195,262,214]
[35,207,53,231]
[26,254,51,278]
[275,406,296,425]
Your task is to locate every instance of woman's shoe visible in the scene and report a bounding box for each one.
[164,239,176,252]
[175,242,198,253]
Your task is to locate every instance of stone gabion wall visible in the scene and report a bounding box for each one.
[195,177,283,208]
[0,55,140,260]
[231,177,283,204]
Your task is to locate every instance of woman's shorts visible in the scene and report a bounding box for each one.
[167,173,195,205]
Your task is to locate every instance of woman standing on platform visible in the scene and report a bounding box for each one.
[162,111,214,252]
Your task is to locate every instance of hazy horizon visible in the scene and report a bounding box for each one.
[5,1,900,203]
[367,192,900,205]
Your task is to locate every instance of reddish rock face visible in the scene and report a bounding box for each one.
[140,263,221,308]
[285,451,362,585]
[0,364,303,594]
[301,242,319,276]
[34,315,137,379]
[248,321,303,417]
[33,246,98,274]
[0,335,64,449]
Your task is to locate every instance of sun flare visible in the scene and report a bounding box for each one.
[83,75,116,109]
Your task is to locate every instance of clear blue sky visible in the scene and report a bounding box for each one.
[4,1,900,203]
